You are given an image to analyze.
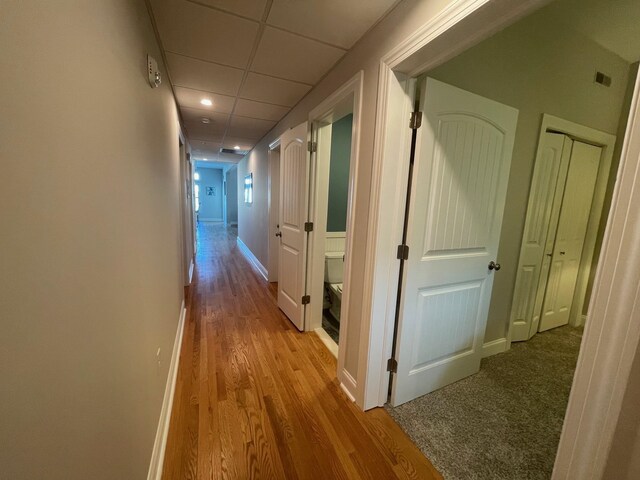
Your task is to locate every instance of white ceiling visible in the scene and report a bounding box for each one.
[149,0,399,161]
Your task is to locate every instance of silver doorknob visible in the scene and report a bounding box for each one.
[488,261,501,271]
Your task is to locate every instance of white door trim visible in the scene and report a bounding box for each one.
[361,0,552,411]
[553,68,640,480]
[507,115,616,344]
[306,71,363,401]
[361,0,640,477]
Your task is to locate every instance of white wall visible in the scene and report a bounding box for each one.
[0,1,184,478]
[226,166,238,225]
[427,5,631,341]
[196,168,223,221]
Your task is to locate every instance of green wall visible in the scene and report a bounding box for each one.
[327,114,353,232]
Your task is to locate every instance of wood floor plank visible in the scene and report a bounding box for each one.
[161,224,441,479]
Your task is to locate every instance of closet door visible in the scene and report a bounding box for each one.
[539,141,601,331]
[510,133,572,341]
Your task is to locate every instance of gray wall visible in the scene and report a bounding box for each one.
[0,1,184,478]
[327,114,353,232]
[428,6,631,342]
[196,168,223,221]
[226,166,238,225]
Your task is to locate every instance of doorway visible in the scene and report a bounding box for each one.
[510,117,616,342]
[368,0,639,476]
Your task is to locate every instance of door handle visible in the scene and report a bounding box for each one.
[488,261,501,271]
[275,231,282,237]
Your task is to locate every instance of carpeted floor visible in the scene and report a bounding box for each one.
[386,326,583,480]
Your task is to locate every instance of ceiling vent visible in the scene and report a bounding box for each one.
[220,148,248,155]
[594,71,612,87]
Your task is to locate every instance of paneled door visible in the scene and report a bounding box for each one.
[510,133,572,341]
[277,122,309,331]
[391,78,518,406]
[539,141,601,331]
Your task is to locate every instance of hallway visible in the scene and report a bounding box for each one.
[161,223,441,479]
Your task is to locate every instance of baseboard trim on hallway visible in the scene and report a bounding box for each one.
[187,258,194,285]
[314,328,338,359]
[236,237,269,281]
[147,300,186,480]
[481,337,507,358]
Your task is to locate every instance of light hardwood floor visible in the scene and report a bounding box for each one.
[162,223,441,479]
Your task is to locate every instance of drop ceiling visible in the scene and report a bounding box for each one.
[148,0,399,163]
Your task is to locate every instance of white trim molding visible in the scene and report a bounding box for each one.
[553,68,640,480]
[187,258,194,285]
[236,236,269,281]
[481,338,508,358]
[361,0,553,411]
[147,301,186,480]
[306,71,364,405]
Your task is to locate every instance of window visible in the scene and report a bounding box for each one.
[194,184,200,212]
[194,172,200,181]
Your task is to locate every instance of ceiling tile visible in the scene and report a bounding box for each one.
[181,108,229,127]
[228,115,276,139]
[267,0,398,49]
[166,53,243,95]
[240,72,311,107]
[195,0,267,20]
[191,139,223,157]
[251,27,345,84]
[174,87,235,113]
[150,0,258,68]
[234,99,290,121]
[222,137,256,151]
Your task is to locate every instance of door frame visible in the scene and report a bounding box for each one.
[306,71,363,397]
[507,115,616,344]
[360,0,640,478]
[268,139,281,282]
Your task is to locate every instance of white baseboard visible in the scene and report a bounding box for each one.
[187,258,194,285]
[482,337,508,358]
[147,301,186,480]
[314,328,338,359]
[339,370,357,403]
[236,237,268,281]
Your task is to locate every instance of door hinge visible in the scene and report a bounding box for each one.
[308,141,317,153]
[387,358,398,373]
[301,295,311,305]
[409,111,423,130]
[304,222,314,232]
[397,244,409,260]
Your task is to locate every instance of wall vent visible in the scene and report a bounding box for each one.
[220,148,248,155]
[594,71,612,87]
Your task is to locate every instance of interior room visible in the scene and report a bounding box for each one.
[384,0,639,478]
[194,162,224,222]
[321,113,354,346]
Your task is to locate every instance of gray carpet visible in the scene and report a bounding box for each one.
[386,326,583,480]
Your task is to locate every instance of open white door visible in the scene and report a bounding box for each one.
[391,78,518,406]
[510,133,572,341]
[539,141,601,331]
[277,122,309,331]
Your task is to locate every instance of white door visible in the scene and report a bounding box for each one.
[277,122,309,331]
[391,78,518,406]
[539,141,601,331]
[510,133,572,341]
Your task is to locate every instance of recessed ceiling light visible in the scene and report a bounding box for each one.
[201,117,210,124]
[234,145,240,150]
[200,98,212,106]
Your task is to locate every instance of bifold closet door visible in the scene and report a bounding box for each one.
[510,133,572,341]
[539,141,601,331]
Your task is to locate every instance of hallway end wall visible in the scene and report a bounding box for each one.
[0,1,184,479]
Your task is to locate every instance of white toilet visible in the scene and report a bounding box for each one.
[324,252,344,321]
